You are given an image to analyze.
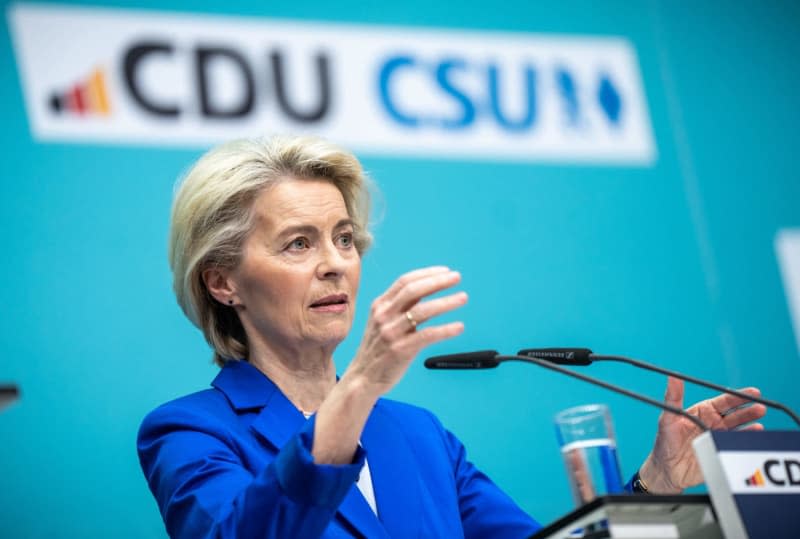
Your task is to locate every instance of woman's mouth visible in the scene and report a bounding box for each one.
[309,294,349,313]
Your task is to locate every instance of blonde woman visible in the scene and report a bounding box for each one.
[138,135,765,538]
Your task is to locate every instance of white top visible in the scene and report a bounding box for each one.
[356,456,378,516]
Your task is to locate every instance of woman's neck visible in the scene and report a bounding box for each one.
[246,337,338,415]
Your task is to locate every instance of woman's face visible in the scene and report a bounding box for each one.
[229,178,361,354]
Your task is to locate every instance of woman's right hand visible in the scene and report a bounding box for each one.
[344,266,468,398]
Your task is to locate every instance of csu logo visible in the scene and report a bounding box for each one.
[745,459,800,487]
[378,54,623,132]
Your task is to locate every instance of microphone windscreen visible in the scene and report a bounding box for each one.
[424,350,500,369]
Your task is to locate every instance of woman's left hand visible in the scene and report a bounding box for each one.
[639,377,767,493]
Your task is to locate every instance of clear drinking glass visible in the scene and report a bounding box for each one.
[554,404,624,506]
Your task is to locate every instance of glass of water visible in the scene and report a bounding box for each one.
[555,404,624,506]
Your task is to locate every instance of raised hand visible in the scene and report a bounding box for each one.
[313,266,467,464]
[639,377,766,493]
[346,266,467,396]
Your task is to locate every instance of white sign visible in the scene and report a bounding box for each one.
[8,3,656,164]
[776,229,800,355]
[719,451,800,494]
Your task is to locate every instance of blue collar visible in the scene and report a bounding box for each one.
[211,360,282,410]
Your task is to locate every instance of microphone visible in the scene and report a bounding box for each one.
[516,348,593,365]
[517,348,800,429]
[424,350,501,369]
[426,351,710,431]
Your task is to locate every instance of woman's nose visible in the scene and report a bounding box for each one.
[316,242,346,279]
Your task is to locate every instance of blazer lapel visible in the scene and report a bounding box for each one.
[213,362,391,538]
[249,389,305,451]
[212,361,304,451]
[360,403,422,538]
[335,487,391,539]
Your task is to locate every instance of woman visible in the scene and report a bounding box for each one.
[138,135,766,538]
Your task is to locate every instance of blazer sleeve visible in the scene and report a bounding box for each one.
[137,403,364,539]
[433,414,542,539]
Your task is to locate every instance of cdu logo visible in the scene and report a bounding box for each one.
[745,459,800,488]
[745,468,766,487]
[48,67,111,117]
[120,41,331,122]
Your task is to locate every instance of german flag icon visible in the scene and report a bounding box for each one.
[49,68,110,116]
[745,468,766,487]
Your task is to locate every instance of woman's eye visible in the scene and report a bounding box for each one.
[337,233,353,248]
[288,238,309,250]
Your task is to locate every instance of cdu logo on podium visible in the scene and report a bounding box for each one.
[742,458,800,488]
[694,430,800,538]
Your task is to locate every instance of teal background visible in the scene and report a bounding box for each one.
[1,1,799,536]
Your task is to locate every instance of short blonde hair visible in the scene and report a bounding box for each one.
[168,135,372,366]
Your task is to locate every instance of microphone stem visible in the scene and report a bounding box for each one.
[590,355,800,428]
[496,355,710,432]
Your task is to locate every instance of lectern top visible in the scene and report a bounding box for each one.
[529,494,718,539]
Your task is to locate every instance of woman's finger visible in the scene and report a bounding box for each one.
[737,423,765,432]
[400,321,465,352]
[381,266,451,303]
[659,377,685,427]
[380,292,468,339]
[721,403,767,430]
[707,387,762,415]
[410,291,468,325]
[390,271,462,312]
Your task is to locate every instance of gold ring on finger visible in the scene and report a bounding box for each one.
[405,310,418,332]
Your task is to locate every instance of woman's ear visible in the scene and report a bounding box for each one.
[202,267,237,306]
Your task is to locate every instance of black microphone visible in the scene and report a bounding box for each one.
[0,384,19,411]
[516,348,593,365]
[518,348,800,429]
[426,351,710,431]
[424,350,501,369]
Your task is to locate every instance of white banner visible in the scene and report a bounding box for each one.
[776,229,800,356]
[719,451,800,494]
[9,3,655,164]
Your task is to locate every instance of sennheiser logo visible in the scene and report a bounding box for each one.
[526,350,572,359]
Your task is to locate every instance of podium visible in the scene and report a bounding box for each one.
[533,431,800,539]
[0,384,19,412]
[530,495,721,539]
[692,430,800,539]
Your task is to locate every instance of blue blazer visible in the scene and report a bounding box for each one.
[138,360,541,538]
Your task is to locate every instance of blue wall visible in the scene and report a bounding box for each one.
[1,1,798,536]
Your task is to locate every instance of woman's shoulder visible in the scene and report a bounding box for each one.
[138,387,237,440]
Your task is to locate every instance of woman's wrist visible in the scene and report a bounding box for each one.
[639,454,682,494]
[337,370,383,404]
[631,470,650,493]
[311,373,378,465]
